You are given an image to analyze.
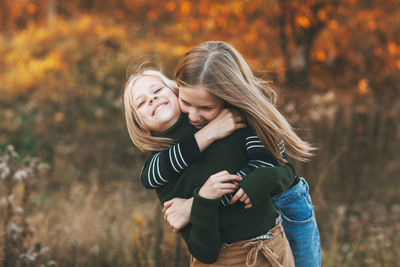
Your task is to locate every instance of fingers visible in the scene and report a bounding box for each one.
[211,170,230,177]
[217,174,242,183]
[162,201,173,213]
[222,108,245,125]
[231,188,252,208]
[218,182,239,190]
[239,193,248,202]
[235,122,247,129]
[244,203,252,209]
[234,114,243,123]
[230,108,244,121]
[230,188,245,204]
[209,171,242,183]
[201,171,242,199]
[241,193,252,209]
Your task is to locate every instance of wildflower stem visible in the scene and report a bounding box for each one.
[3,163,14,267]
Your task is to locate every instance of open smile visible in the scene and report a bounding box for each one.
[190,120,206,128]
[152,102,168,116]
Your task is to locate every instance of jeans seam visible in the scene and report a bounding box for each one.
[274,189,309,207]
[279,209,316,225]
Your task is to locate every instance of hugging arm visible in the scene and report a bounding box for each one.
[219,128,281,206]
[163,130,291,231]
[179,192,221,264]
[178,171,241,264]
[141,134,201,189]
[221,127,290,207]
[141,109,245,189]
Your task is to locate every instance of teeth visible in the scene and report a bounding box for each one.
[154,103,167,114]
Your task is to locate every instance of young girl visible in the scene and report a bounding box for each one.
[124,69,296,266]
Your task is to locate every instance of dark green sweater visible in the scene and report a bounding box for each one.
[155,115,295,263]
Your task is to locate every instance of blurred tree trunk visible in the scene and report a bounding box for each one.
[81,0,94,11]
[278,0,336,87]
[0,0,9,31]
[47,0,56,27]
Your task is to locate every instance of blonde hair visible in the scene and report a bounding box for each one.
[123,69,179,152]
[175,41,315,162]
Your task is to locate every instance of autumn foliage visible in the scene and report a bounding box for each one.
[0,0,399,266]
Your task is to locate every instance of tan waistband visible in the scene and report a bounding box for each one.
[222,216,284,250]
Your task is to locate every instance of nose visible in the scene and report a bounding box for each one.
[187,108,201,122]
[149,96,158,105]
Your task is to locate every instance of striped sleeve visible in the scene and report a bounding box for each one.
[141,134,201,189]
[220,130,287,207]
[278,138,288,160]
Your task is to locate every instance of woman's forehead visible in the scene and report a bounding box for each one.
[179,85,223,106]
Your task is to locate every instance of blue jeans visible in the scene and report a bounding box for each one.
[272,177,321,267]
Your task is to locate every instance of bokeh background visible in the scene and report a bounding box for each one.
[0,0,399,266]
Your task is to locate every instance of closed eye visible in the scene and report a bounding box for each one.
[154,87,163,93]
[137,101,145,108]
[180,99,190,106]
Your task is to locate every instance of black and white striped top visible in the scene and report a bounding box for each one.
[141,131,287,207]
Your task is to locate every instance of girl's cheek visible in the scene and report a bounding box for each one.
[180,104,189,114]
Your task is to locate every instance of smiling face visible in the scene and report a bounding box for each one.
[179,85,225,128]
[132,76,181,133]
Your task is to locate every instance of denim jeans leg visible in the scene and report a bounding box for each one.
[272,177,321,267]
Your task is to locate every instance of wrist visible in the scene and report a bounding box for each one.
[185,198,194,209]
[198,188,213,199]
[194,128,215,152]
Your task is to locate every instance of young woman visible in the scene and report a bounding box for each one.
[174,41,320,267]
[124,70,296,266]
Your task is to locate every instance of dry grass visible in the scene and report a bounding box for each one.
[1,173,400,266]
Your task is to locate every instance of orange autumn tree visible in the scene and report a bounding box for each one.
[0,0,399,89]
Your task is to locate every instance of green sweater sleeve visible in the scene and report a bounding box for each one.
[179,188,222,264]
[238,162,296,207]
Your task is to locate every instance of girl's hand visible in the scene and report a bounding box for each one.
[163,197,193,232]
[230,188,253,209]
[199,170,242,199]
[195,109,246,152]
[204,109,246,140]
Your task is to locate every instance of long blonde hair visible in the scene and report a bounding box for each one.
[123,69,179,152]
[175,41,315,162]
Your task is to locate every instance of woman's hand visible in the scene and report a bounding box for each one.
[195,109,246,152]
[199,170,242,199]
[230,188,253,209]
[163,197,194,232]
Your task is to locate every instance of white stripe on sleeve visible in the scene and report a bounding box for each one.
[151,154,164,186]
[246,140,262,146]
[252,160,274,167]
[177,143,188,167]
[168,148,179,173]
[247,145,265,150]
[173,146,183,171]
[156,155,168,183]
[248,163,260,168]
[147,155,158,187]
